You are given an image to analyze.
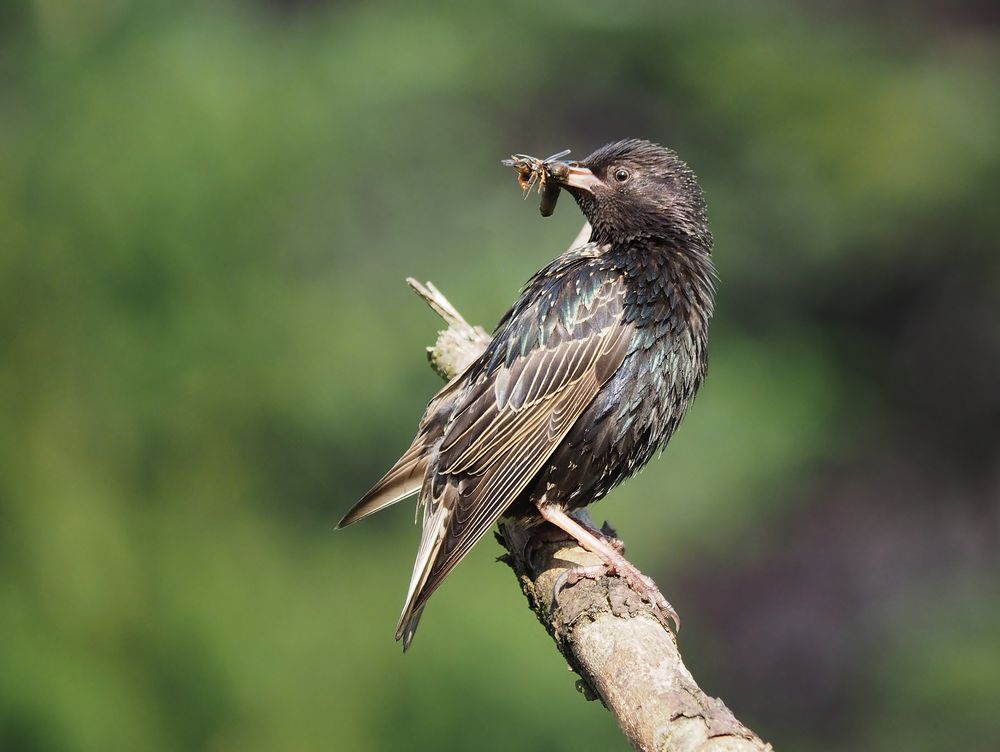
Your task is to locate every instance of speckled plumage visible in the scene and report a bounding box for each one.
[338,139,716,648]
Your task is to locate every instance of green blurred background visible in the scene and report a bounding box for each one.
[2,1,998,750]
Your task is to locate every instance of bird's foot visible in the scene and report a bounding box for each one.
[552,559,680,632]
[552,564,607,603]
[537,503,680,632]
[616,564,681,632]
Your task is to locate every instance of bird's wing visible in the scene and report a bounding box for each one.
[335,439,426,528]
[397,267,632,646]
[337,365,472,528]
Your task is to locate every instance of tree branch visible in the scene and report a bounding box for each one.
[404,241,771,752]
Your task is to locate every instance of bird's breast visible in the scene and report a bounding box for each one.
[533,321,707,510]
[611,326,706,462]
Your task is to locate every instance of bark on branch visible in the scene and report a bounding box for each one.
[405,267,771,752]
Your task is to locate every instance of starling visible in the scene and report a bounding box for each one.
[338,139,716,649]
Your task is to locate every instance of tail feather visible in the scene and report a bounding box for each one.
[393,489,457,650]
[396,604,426,652]
[337,444,426,528]
[393,527,443,649]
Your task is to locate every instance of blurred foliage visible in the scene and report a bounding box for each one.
[1,1,998,750]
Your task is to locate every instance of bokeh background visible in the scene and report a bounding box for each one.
[2,1,998,750]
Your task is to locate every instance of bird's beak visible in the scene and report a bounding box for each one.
[549,162,604,194]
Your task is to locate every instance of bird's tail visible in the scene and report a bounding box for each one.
[393,494,455,651]
[396,604,426,651]
[340,437,449,650]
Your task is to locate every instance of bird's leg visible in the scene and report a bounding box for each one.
[538,503,680,632]
[569,510,625,554]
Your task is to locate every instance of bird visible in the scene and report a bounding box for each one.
[337,139,716,650]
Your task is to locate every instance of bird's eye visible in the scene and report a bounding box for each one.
[613,168,631,183]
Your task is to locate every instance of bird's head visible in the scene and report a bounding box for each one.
[550,139,711,250]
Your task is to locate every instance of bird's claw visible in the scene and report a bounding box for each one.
[552,564,607,604]
[629,572,681,632]
[552,562,680,632]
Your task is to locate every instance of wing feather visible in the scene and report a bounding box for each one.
[396,268,632,646]
[338,360,471,528]
[335,441,426,527]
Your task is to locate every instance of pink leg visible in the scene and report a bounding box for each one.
[572,513,625,554]
[537,504,680,631]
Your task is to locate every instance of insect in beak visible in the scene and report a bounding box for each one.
[502,149,573,217]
